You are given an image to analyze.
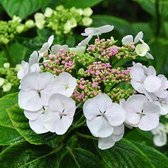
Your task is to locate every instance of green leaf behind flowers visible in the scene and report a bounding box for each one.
[7,104,56,145]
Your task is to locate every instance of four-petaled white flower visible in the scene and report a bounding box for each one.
[78,25,114,46]
[54,72,77,97]
[124,95,160,131]
[83,94,125,138]
[130,63,168,99]
[98,124,124,150]
[38,35,54,57]
[17,50,40,80]
[122,31,143,46]
[18,72,57,111]
[151,123,167,147]
[44,94,76,135]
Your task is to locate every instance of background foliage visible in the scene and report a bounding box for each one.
[0,0,168,167]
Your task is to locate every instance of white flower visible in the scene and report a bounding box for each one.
[54,72,77,97]
[29,51,39,66]
[38,35,54,57]
[135,41,154,59]
[98,124,124,150]
[51,44,69,55]
[34,13,45,29]
[151,123,167,147]
[83,94,125,138]
[130,63,168,99]
[18,72,57,111]
[78,25,114,46]
[124,95,160,131]
[44,94,76,135]
[122,31,143,46]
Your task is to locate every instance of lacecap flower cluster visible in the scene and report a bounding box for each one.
[18,25,168,150]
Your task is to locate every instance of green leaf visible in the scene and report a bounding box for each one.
[9,42,27,65]
[0,141,59,168]
[7,104,56,145]
[92,15,133,35]
[134,0,155,16]
[60,147,103,168]
[150,38,168,74]
[0,0,43,19]
[133,142,168,168]
[54,0,102,8]
[97,138,154,168]
[0,93,18,128]
[0,125,24,145]
[0,51,7,67]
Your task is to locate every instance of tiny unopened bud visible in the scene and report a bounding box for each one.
[3,83,12,92]
[4,62,10,69]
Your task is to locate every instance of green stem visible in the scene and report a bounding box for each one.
[76,132,96,140]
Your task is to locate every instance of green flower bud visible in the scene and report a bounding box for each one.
[34,13,45,29]
[44,7,53,17]
[83,8,93,17]
[16,24,24,33]
[82,17,92,26]
[0,77,5,87]
[2,82,12,92]
[25,20,35,28]
[4,62,10,69]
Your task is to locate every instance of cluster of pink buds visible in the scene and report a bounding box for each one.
[44,49,75,75]
[72,78,101,102]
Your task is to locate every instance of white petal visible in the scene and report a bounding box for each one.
[147,66,156,76]
[98,136,115,150]
[146,52,154,59]
[29,114,48,134]
[105,103,125,126]
[18,90,42,111]
[78,35,92,46]
[130,64,145,82]
[122,35,133,46]
[86,117,113,138]
[138,102,160,131]
[96,25,114,34]
[17,61,29,80]
[47,35,54,47]
[24,109,43,120]
[29,51,39,66]
[113,124,125,136]
[134,31,143,44]
[30,63,40,73]
[131,80,145,93]
[153,133,167,147]
[143,75,161,93]
[54,72,77,97]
